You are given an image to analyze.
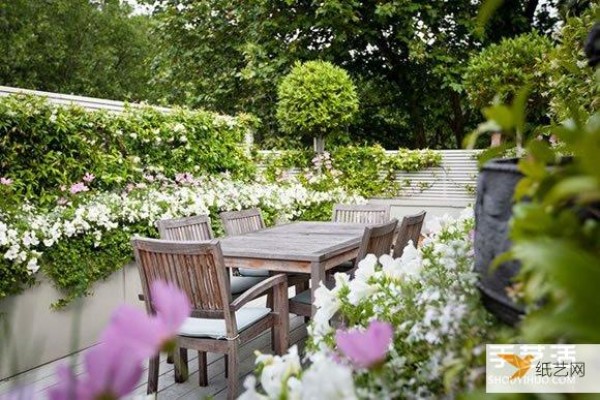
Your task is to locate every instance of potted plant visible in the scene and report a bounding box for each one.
[276,60,359,153]
[467,12,600,325]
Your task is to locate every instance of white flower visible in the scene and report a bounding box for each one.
[259,346,302,398]
[300,354,357,400]
[26,258,40,274]
[238,376,268,400]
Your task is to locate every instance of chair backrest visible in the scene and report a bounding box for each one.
[132,238,235,331]
[392,210,426,258]
[219,208,266,236]
[352,219,398,274]
[332,204,391,224]
[157,215,214,241]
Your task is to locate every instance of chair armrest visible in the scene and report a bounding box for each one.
[230,274,287,311]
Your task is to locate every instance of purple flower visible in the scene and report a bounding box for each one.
[47,281,190,400]
[47,344,142,400]
[0,385,35,400]
[47,364,84,400]
[0,177,13,186]
[335,320,393,369]
[82,173,95,183]
[175,172,194,184]
[101,281,191,358]
[78,342,143,399]
[69,182,89,194]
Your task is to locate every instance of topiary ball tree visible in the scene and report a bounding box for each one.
[464,32,553,125]
[276,60,358,152]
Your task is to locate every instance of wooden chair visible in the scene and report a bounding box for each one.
[329,203,392,273]
[219,208,269,278]
[157,215,268,294]
[288,219,399,318]
[392,210,426,258]
[332,203,391,224]
[132,238,289,400]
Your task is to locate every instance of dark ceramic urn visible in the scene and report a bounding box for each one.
[474,158,525,325]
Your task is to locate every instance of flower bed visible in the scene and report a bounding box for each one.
[0,174,364,307]
[241,210,498,399]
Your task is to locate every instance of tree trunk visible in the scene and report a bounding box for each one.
[408,92,426,148]
[313,135,325,153]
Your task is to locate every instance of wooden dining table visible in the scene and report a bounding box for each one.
[219,221,368,315]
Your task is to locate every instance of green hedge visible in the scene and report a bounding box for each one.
[257,145,442,198]
[0,95,257,206]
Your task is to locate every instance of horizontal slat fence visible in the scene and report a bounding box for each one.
[258,149,480,207]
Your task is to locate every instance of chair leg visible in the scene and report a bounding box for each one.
[174,347,189,383]
[147,354,159,394]
[198,351,208,387]
[273,283,290,356]
[226,344,239,400]
[166,352,174,364]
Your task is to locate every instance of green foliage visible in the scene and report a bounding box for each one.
[464,32,553,124]
[509,111,600,343]
[276,61,358,144]
[145,0,549,149]
[0,0,158,101]
[0,258,35,301]
[259,146,442,198]
[0,95,256,206]
[545,4,600,122]
[41,229,143,309]
[255,150,312,182]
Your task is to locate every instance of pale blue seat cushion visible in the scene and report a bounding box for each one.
[178,307,271,338]
[230,275,267,294]
[290,289,311,305]
[239,268,270,277]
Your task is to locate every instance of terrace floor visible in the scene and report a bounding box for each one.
[0,297,308,400]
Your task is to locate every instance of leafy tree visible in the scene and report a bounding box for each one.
[146,0,558,149]
[544,3,600,122]
[276,61,358,151]
[0,0,157,101]
[463,32,553,125]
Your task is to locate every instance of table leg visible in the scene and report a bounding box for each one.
[310,261,325,316]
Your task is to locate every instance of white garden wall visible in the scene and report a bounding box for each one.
[0,263,143,380]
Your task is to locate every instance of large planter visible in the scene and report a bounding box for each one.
[0,262,142,380]
[474,158,524,325]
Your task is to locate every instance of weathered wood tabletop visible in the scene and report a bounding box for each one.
[219,221,367,315]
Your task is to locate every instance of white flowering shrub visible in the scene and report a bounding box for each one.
[243,209,496,399]
[0,174,364,306]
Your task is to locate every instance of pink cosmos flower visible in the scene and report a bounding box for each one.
[335,320,393,369]
[47,280,190,400]
[0,177,13,186]
[78,342,143,399]
[82,173,95,183]
[0,385,34,400]
[47,364,84,400]
[69,182,89,194]
[47,343,142,400]
[101,281,191,359]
